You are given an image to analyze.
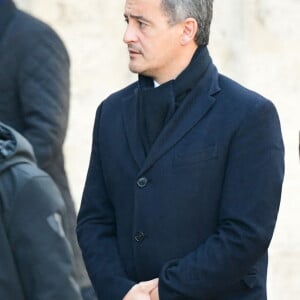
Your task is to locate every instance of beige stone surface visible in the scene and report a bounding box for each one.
[15,1,300,298]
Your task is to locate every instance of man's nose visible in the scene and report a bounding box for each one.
[123,23,137,44]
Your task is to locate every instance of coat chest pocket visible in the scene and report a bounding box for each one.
[173,144,218,167]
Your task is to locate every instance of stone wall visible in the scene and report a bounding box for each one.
[15,1,300,299]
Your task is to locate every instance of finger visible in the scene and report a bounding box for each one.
[150,287,159,300]
[138,278,159,292]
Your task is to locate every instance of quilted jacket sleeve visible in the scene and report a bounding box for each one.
[17,25,70,170]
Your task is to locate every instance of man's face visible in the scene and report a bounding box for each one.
[123,0,182,83]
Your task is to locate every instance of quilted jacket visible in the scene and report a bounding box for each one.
[0,0,90,289]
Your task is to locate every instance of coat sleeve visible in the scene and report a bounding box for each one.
[7,175,82,300]
[158,99,285,299]
[77,104,135,300]
[17,26,70,170]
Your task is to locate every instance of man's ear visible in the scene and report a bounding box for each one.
[180,18,198,45]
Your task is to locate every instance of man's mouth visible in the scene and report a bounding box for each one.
[128,47,142,56]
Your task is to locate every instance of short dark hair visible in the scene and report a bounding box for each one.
[160,0,214,46]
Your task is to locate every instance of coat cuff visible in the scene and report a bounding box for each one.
[93,276,135,300]
[158,260,186,300]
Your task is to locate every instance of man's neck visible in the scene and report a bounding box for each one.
[153,44,198,85]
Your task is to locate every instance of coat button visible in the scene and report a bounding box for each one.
[137,177,148,188]
[134,231,145,242]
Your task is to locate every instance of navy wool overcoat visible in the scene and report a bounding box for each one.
[77,54,284,300]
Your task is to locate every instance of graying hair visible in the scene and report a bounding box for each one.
[160,0,214,46]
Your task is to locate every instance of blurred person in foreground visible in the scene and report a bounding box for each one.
[0,122,82,300]
[77,0,285,299]
[0,0,95,298]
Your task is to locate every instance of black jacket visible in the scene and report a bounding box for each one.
[0,122,82,300]
[0,0,69,195]
[0,0,90,288]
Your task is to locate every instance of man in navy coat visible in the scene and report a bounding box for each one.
[77,0,284,299]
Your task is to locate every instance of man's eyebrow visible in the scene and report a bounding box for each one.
[124,13,151,23]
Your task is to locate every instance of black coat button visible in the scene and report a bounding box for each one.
[137,177,148,188]
[134,231,145,242]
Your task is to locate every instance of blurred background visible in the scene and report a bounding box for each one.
[14,1,300,299]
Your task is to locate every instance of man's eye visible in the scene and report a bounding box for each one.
[138,21,146,28]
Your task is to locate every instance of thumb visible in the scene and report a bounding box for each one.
[138,278,159,293]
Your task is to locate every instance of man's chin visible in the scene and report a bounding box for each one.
[128,64,142,74]
[128,65,153,78]
[128,68,138,74]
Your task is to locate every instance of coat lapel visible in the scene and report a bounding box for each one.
[122,60,221,175]
[137,64,220,176]
[122,90,146,169]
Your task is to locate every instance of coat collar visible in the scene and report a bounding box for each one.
[0,0,16,40]
[122,48,220,174]
[136,47,212,154]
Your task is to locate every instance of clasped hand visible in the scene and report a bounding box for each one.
[123,278,159,300]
